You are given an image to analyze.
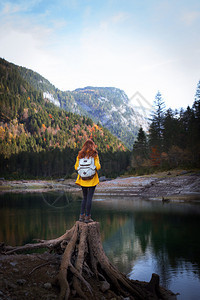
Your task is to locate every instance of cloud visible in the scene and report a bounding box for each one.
[0,0,41,15]
[181,10,200,26]
[0,26,54,68]
[0,15,52,45]
[111,12,130,24]
[0,0,199,109]
[1,2,22,14]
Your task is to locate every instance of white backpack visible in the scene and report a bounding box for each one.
[77,157,96,179]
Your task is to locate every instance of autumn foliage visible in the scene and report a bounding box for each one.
[132,85,200,172]
[0,58,130,179]
[150,146,160,167]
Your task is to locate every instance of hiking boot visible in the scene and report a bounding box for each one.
[84,215,94,223]
[79,214,85,222]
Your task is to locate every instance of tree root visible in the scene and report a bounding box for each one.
[29,261,50,275]
[0,226,74,255]
[1,221,177,300]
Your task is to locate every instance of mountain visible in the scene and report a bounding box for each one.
[0,58,130,178]
[18,66,149,149]
[0,57,126,154]
[71,87,149,148]
[17,65,61,107]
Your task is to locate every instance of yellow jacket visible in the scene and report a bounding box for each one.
[75,155,101,187]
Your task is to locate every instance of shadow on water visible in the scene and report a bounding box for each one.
[0,192,200,299]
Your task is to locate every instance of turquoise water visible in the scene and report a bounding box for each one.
[0,191,200,299]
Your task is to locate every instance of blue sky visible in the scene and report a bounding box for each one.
[0,0,200,109]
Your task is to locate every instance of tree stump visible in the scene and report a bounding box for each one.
[1,221,177,300]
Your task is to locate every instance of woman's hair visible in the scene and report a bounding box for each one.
[78,139,98,159]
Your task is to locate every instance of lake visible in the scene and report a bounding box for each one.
[0,191,200,300]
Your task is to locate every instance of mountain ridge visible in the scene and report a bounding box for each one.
[0,57,130,178]
[17,63,149,149]
[0,57,126,155]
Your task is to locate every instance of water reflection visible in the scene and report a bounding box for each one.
[93,197,200,299]
[0,193,200,299]
[0,192,81,246]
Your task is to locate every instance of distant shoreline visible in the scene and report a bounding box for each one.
[1,171,200,202]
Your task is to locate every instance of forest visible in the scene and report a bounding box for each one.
[0,58,129,179]
[131,83,200,174]
[18,65,142,150]
[0,57,200,179]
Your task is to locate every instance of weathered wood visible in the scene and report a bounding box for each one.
[1,221,177,300]
[1,227,74,255]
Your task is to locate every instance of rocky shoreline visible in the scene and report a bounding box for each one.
[96,170,200,202]
[0,179,78,194]
[1,170,200,202]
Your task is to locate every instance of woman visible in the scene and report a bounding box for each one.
[74,139,101,223]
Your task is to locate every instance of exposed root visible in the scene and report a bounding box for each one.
[1,226,74,255]
[1,221,177,300]
[72,224,89,299]
[69,263,93,296]
[87,222,145,299]
[29,261,50,275]
[57,222,79,299]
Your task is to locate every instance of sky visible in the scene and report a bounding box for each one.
[0,0,200,110]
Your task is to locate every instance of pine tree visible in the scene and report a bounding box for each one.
[132,127,148,168]
[191,80,200,164]
[193,80,200,129]
[162,108,179,152]
[149,91,165,151]
[133,127,148,157]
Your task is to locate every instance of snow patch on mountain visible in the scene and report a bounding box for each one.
[98,97,109,102]
[43,86,150,148]
[43,92,60,107]
[110,106,118,112]
[119,105,126,113]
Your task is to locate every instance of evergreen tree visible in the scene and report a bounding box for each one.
[193,80,200,131]
[133,127,148,158]
[132,127,148,168]
[149,91,166,151]
[162,108,179,152]
[191,80,200,163]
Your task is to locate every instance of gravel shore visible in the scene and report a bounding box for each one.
[96,171,200,201]
[0,170,200,202]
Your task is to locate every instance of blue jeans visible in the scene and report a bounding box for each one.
[81,186,96,216]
